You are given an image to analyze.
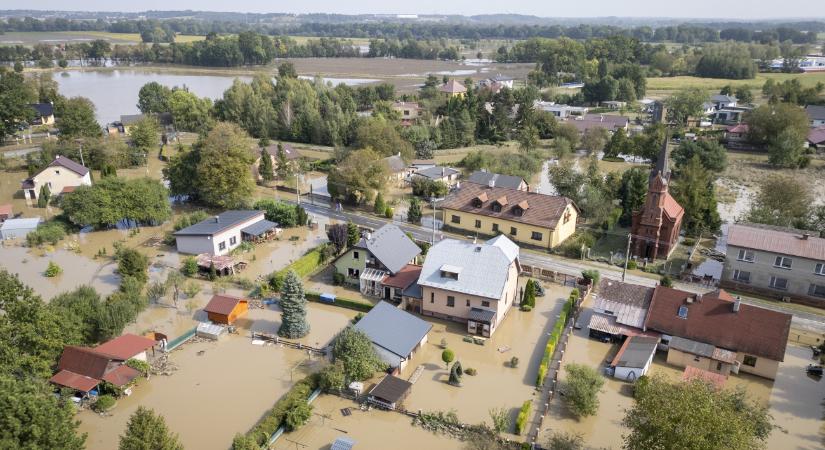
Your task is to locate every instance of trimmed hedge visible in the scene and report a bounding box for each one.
[515,400,532,435]
[268,244,328,291]
[535,289,579,387]
[241,374,320,447]
[306,292,373,313]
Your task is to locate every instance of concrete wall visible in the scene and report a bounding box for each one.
[27,167,91,200]
[666,348,732,377]
[722,244,825,305]
[736,352,780,380]
[421,260,519,334]
[442,203,577,250]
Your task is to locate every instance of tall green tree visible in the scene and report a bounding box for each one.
[259,148,274,182]
[623,376,772,450]
[332,327,385,382]
[129,118,160,152]
[618,167,648,225]
[137,82,172,114]
[767,128,807,168]
[0,68,36,141]
[119,406,183,450]
[168,89,213,132]
[278,270,310,339]
[670,155,722,236]
[745,103,809,151]
[195,122,255,208]
[61,177,172,228]
[517,124,540,153]
[665,88,707,126]
[37,184,51,208]
[275,143,292,180]
[117,248,149,285]
[747,175,813,229]
[561,363,604,418]
[57,97,100,139]
[671,140,728,173]
[407,197,422,224]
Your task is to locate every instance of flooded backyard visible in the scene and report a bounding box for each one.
[539,296,825,450]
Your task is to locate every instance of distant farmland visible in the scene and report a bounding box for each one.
[0,31,204,46]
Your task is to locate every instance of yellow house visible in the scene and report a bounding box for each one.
[440,183,578,250]
[439,80,467,98]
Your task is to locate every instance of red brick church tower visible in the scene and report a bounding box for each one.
[630,137,685,260]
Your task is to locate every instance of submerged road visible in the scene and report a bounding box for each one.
[295,199,825,332]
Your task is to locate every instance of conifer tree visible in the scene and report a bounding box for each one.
[37,184,51,208]
[373,192,386,215]
[119,407,183,450]
[278,270,310,339]
[259,147,274,182]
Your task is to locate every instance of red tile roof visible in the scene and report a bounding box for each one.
[808,126,825,145]
[381,264,422,289]
[0,204,12,218]
[49,369,100,392]
[644,287,791,361]
[727,223,825,261]
[61,186,77,194]
[94,334,156,361]
[204,294,246,316]
[662,192,685,220]
[101,364,142,387]
[726,123,749,134]
[441,182,578,230]
[682,366,727,389]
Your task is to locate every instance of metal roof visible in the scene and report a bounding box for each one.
[669,336,715,358]
[93,334,156,360]
[418,236,518,300]
[358,224,421,274]
[174,210,263,237]
[0,217,41,231]
[354,301,432,359]
[241,219,278,237]
[467,171,526,190]
[593,280,654,329]
[415,166,460,180]
[49,369,99,392]
[368,375,412,404]
[613,336,659,369]
[468,307,496,323]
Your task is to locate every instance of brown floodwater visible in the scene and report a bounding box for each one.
[539,295,825,450]
[80,301,356,450]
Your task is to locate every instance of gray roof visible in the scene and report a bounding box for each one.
[468,307,496,323]
[615,336,659,369]
[669,336,715,358]
[418,235,519,300]
[331,437,356,450]
[357,224,421,274]
[174,210,263,237]
[594,280,654,329]
[241,219,278,237]
[415,166,460,180]
[30,103,54,117]
[807,105,825,121]
[402,283,422,299]
[354,301,432,358]
[711,94,737,103]
[382,154,406,173]
[1,217,41,231]
[467,171,526,190]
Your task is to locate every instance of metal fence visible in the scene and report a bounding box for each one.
[163,326,197,352]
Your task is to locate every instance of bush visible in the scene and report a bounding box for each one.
[561,364,605,418]
[682,238,696,247]
[332,272,345,286]
[558,231,596,258]
[384,206,393,219]
[581,269,600,285]
[510,356,519,368]
[117,248,149,284]
[305,291,373,312]
[442,349,455,368]
[536,288,578,387]
[181,256,198,276]
[627,260,638,270]
[253,200,304,228]
[26,221,66,247]
[465,368,477,376]
[244,374,319,446]
[602,156,625,162]
[515,400,532,435]
[126,358,150,376]
[94,395,116,412]
[660,275,673,288]
[44,261,62,277]
[268,245,328,291]
[520,305,533,312]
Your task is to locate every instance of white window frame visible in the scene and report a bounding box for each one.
[815,263,825,276]
[773,256,792,270]
[769,276,788,290]
[737,249,755,262]
[733,269,751,283]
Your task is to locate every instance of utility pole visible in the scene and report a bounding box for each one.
[431,197,436,245]
[622,232,632,282]
[75,139,85,167]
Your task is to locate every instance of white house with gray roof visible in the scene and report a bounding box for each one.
[354,301,432,372]
[333,224,421,296]
[417,234,520,337]
[173,210,277,256]
[467,170,528,191]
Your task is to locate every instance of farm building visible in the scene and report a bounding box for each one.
[368,375,413,410]
[610,336,659,381]
[0,217,41,240]
[203,294,249,325]
[354,301,431,373]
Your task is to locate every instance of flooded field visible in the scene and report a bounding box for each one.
[400,281,568,435]
[81,301,356,450]
[272,394,461,450]
[540,296,825,450]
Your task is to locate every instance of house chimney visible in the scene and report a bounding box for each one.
[801,233,810,240]
[214,216,220,223]
[733,297,741,313]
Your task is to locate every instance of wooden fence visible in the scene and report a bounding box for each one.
[251,332,327,356]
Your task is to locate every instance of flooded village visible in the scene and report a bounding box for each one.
[2,7,825,450]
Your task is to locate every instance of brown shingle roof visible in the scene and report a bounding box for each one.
[100,364,142,387]
[204,294,246,316]
[57,346,118,380]
[644,287,791,361]
[381,264,422,289]
[49,369,100,392]
[93,334,156,361]
[439,80,467,94]
[441,183,577,230]
[727,223,825,261]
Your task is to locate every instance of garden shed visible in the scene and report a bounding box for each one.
[0,217,41,240]
[203,294,248,325]
[367,375,412,410]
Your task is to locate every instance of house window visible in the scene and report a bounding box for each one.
[353,251,359,260]
[55,170,60,175]
[732,269,751,283]
[492,203,502,213]
[510,227,517,236]
[693,355,701,362]
[743,355,757,367]
[815,263,825,276]
[809,284,825,298]
[492,223,499,233]
[773,256,792,269]
[482,301,490,307]
[474,219,481,229]
[430,292,434,303]
[769,276,788,290]
[466,299,470,307]
[451,215,461,224]
[737,249,755,262]
[218,241,226,251]
[347,268,360,278]
[230,236,237,246]
[513,207,523,217]
[447,296,455,307]
[716,362,723,371]
[531,231,543,241]
[563,211,571,224]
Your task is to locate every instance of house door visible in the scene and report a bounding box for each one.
[384,287,391,299]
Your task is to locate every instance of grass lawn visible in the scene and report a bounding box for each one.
[647,72,825,94]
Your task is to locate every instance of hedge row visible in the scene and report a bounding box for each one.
[514,400,532,435]
[236,373,320,448]
[269,244,329,290]
[535,288,580,387]
[306,291,374,313]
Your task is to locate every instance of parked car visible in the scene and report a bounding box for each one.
[534,282,546,297]
[806,364,823,376]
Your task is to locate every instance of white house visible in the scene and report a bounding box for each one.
[611,336,659,381]
[174,210,277,256]
[21,155,91,202]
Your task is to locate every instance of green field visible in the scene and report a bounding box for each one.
[647,72,825,94]
[0,31,205,46]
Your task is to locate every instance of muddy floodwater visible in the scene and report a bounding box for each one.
[540,295,825,450]
[80,302,356,450]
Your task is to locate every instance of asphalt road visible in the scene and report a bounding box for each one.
[297,199,825,332]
